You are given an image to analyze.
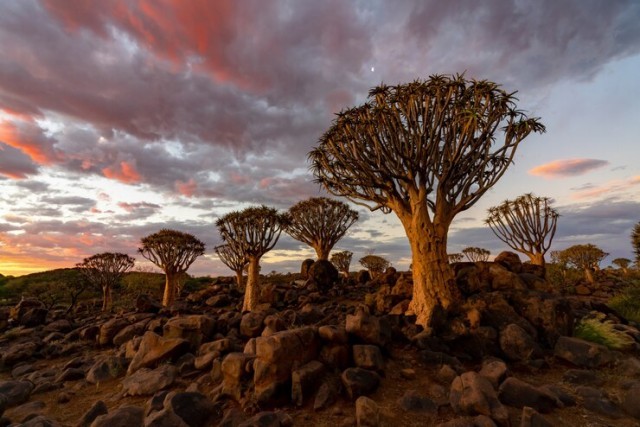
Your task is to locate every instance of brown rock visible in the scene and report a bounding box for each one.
[127,331,190,375]
[355,396,380,427]
[122,365,177,396]
[90,405,144,427]
[291,360,325,406]
[554,336,613,368]
[449,371,509,426]
[163,315,215,351]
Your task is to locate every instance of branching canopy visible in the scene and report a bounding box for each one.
[309,74,546,220]
[216,205,289,259]
[359,254,390,277]
[138,229,205,274]
[76,252,135,290]
[286,197,358,259]
[448,253,464,263]
[486,193,558,260]
[215,244,247,273]
[612,258,631,269]
[331,250,353,274]
[462,247,490,262]
[558,244,608,270]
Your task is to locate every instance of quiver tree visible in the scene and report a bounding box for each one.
[612,258,631,275]
[331,250,353,278]
[462,247,491,262]
[215,244,247,289]
[138,229,205,307]
[632,222,640,264]
[486,193,558,267]
[216,205,289,312]
[76,252,135,311]
[309,74,545,329]
[286,197,359,260]
[558,244,608,283]
[359,254,390,279]
[448,253,464,263]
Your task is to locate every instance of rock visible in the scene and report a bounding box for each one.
[122,365,177,396]
[436,415,497,427]
[510,293,573,348]
[562,369,603,386]
[113,319,151,347]
[301,259,315,279]
[43,319,72,333]
[355,396,380,427]
[90,405,144,427]
[345,308,391,347]
[240,311,267,338]
[98,318,130,346]
[291,360,325,406]
[164,392,223,427]
[11,364,35,379]
[127,331,190,375]
[319,344,350,370]
[0,380,34,407]
[163,315,215,351]
[449,371,509,426]
[621,382,640,419]
[499,324,542,362]
[520,406,553,427]
[313,377,340,411]
[554,336,613,368]
[144,390,170,416]
[86,356,127,384]
[221,353,256,400]
[136,294,162,313]
[397,390,438,413]
[9,298,44,323]
[205,294,230,308]
[295,304,324,325]
[237,411,292,427]
[489,263,527,291]
[352,345,384,372]
[55,367,85,383]
[494,252,522,274]
[308,260,339,290]
[479,358,509,389]
[341,368,381,400]
[538,384,575,408]
[76,400,108,427]
[8,400,46,423]
[575,386,624,418]
[318,325,349,344]
[20,415,61,427]
[253,327,319,404]
[144,408,189,427]
[498,377,557,413]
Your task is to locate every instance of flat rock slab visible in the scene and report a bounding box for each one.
[122,365,177,396]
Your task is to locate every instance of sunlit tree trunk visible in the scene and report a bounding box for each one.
[102,285,111,312]
[314,244,330,261]
[584,268,594,284]
[243,257,261,312]
[235,270,244,291]
[163,272,177,307]
[528,252,545,267]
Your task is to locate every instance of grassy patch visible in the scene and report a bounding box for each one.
[608,280,640,323]
[574,312,635,350]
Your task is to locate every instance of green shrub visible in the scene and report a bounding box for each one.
[574,312,635,350]
[608,281,640,324]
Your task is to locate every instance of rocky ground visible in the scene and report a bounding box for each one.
[1,252,640,427]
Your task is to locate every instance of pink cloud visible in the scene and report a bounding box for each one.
[102,161,142,184]
[175,178,198,197]
[572,175,640,200]
[529,158,609,179]
[0,119,60,165]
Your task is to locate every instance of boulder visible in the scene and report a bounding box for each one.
[397,390,438,413]
[90,405,144,427]
[221,353,256,401]
[0,380,34,407]
[478,358,509,389]
[499,324,543,362]
[621,381,640,419]
[113,319,151,346]
[510,292,574,347]
[163,392,223,427]
[163,315,215,351]
[498,377,558,413]
[135,294,162,313]
[122,365,177,396]
[318,325,348,344]
[98,318,130,346]
[237,411,292,427]
[449,371,509,426]
[1,342,39,367]
[341,368,381,400]
[20,308,48,327]
[494,252,522,274]
[520,406,553,427]
[76,400,108,427]
[352,345,384,372]
[86,356,127,384]
[575,386,624,418]
[300,259,315,279]
[345,308,391,347]
[240,311,267,338]
[9,298,44,323]
[554,336,613,368]
[144,408,189,427]
[127,331,190,375]
[355,396,380,427]
[308,260,339,290]
[291,360,325,406]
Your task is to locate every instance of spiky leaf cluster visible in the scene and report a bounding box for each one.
[462,247,490,262]
[331,250,353,275]
[138,229,205,274]
[286,197,358,259]
[216,205,289,259]
[76,252,135,290]
[486,193,558,260]
[309,74,546,217]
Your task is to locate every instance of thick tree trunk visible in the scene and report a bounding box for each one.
[163,272,176,307]
[314,244,330,261]
[235,270,244,291]
[243,257,261,312]
[528,252,545,267]
[584,268,594,284]
[101,285,111,312]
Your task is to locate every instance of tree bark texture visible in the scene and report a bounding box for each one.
[101,285,111,312]
[313,244,330,261]
[243,257,261,312]
[235,271,244,290]
[163,273,176,307]
[528,252,546,267]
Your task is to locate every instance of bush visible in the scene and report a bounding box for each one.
[574,312,635,350]
[608,280,640,324]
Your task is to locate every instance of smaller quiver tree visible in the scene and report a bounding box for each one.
[558,244,608,284]
[77,252,135,311]
[215,244,247,289]
[286,197,358,260]
[448,253,464,263]
[359,254,390,279]
[486,193,558,267]
[462,247,491,262]
[612,258,631,275]
[216,205,289,312]
[139,229,205,307]
[331,250,353,278]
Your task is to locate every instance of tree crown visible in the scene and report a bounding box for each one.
[557,244,608,269]
[214,244,247,273]
[76,252,135,288]
[359,254,390,275]
[462,247,490,262]
[331,250,353,272]
[138,229,205,274]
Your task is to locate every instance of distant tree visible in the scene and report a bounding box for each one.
[462,247,491,262]
[331,250,353,278]
[62,270,92,313]
[215,244,247,289]
[632,222,640,264]
[612,258,631,275]
[139,229,205,307]
[77,252,135,311]
[359,254,390,279]
[486,193,558,267]
[309,74,544,328]
[558,244,608,283]
[216,205,289,312]
[286,197,358,260]
[448,253,464,263]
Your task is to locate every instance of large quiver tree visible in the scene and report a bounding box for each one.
[215,244,247,289]
[486,193,558,267]
[139,229,205,307]
[216,206,289,312]
[309,74,545,329]
[286,197,358,260]
[77,252,135,311]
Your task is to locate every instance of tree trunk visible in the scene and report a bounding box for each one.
[101,285,111,312]
[528,252,545,267]
[314,244,330,261]
[584,268,594,284]
[235,270,244,291]
[243,257,261,312]
[163,272,176,307]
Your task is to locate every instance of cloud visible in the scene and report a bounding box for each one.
[571,176,640,200]
[528,158,609,178]
[102,161,142,184]
[0,142,39,179]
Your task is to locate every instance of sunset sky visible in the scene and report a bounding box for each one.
[1,0,639,277]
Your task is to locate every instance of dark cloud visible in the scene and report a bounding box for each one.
[0,142,40,179]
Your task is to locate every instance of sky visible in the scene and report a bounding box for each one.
[0,0,639,277]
